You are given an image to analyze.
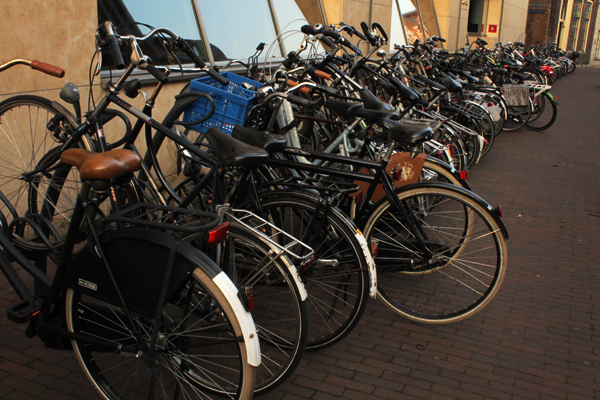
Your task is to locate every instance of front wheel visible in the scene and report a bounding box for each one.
[362,184,508,323]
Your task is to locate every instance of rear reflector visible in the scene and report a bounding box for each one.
[459,170,468,180]
[207,222,230,248]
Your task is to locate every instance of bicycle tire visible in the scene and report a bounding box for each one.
[216,226,308,395]
[167,178,309,394]
[0,95,93,249]
[65,230,257,400]
[362,184,508,323]
[243,191,371,351]
[464,102,495,157]
[525,92,558,131]
[502,95,532,132]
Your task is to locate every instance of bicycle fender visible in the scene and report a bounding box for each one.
[424,155,471,190]
[354,229,377,299]
[385,182,509,240]
[212,271,262,367]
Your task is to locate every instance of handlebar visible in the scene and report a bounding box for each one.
[98,21,229,86]
[301,24,362,56]
[0,59,65,78]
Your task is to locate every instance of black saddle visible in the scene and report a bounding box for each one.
[231,125,287,152]
[204,127,269,168]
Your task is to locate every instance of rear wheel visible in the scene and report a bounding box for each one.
[220,226,308,395]
[525,92,557,131]
[247,193,371,350]
[502,96,532,132]
[66,251,256,400]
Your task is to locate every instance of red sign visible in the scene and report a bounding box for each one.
[489,24,498,33]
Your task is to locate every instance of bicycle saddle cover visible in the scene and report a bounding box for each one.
[231,125,286,152]
[204,127,268,168]
[380,119,434,145]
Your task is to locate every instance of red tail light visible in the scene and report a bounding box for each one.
[299,256,316,274]
[207,222,230,248]
[354,189,364,205]
[370,238,379,257]
[495,205,503,217]
[239,286,254,312]
[459,170,468,180]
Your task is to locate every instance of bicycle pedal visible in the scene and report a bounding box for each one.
[7,299,42,324]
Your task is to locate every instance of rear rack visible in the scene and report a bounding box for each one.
[224,208,314,261]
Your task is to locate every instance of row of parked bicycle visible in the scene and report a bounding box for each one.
[0,19,571,400]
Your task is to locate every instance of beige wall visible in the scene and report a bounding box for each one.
[0,0,97,100]
[499,0,529,44]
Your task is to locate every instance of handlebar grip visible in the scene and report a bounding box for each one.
[208,69,229,86]
[340,37,362,56]
[146,64,168,84]
[287,94,315,109]
[360,22,377,46]
[315,83,339,96]
[371,22,388,42]
[314,69,331,80]
[321,29,342,41]
[321,29,362,55]
[319,35,335,48]
[301,25,317,35]
[107,34,125,70]
[353,28,368,41]
[31,60,65,78]
[177,37,207,68]
[286,79,310,95]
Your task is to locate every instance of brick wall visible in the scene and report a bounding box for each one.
[526,6,552,45]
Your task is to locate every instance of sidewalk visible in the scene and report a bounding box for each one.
[1,68,599,400]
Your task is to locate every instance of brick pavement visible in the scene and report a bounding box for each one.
[1,68,599,399]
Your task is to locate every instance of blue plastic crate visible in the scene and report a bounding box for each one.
[183,72,261,134]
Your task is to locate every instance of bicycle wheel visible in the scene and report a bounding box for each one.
[0,95,94,250]
[525,92,557,131]
[65,231,256,400]
[502,96,532,132]
[465,102,495,157]
[245,192,371,351]
[362,184,508,323]
[219,226,308,395]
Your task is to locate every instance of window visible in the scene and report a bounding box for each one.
[561,0,569,19]
[98,0,209,67]
[395,0,431,43]
[468,0,488,35]
[197,0,282,61]
[595,30,600,59]
[98,0,320,68]
[576,1,593,51]
[567,0,583,49]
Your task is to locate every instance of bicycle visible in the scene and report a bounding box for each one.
[0,147,260,399]
[5,22,314,395]
[225,102,510,324]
